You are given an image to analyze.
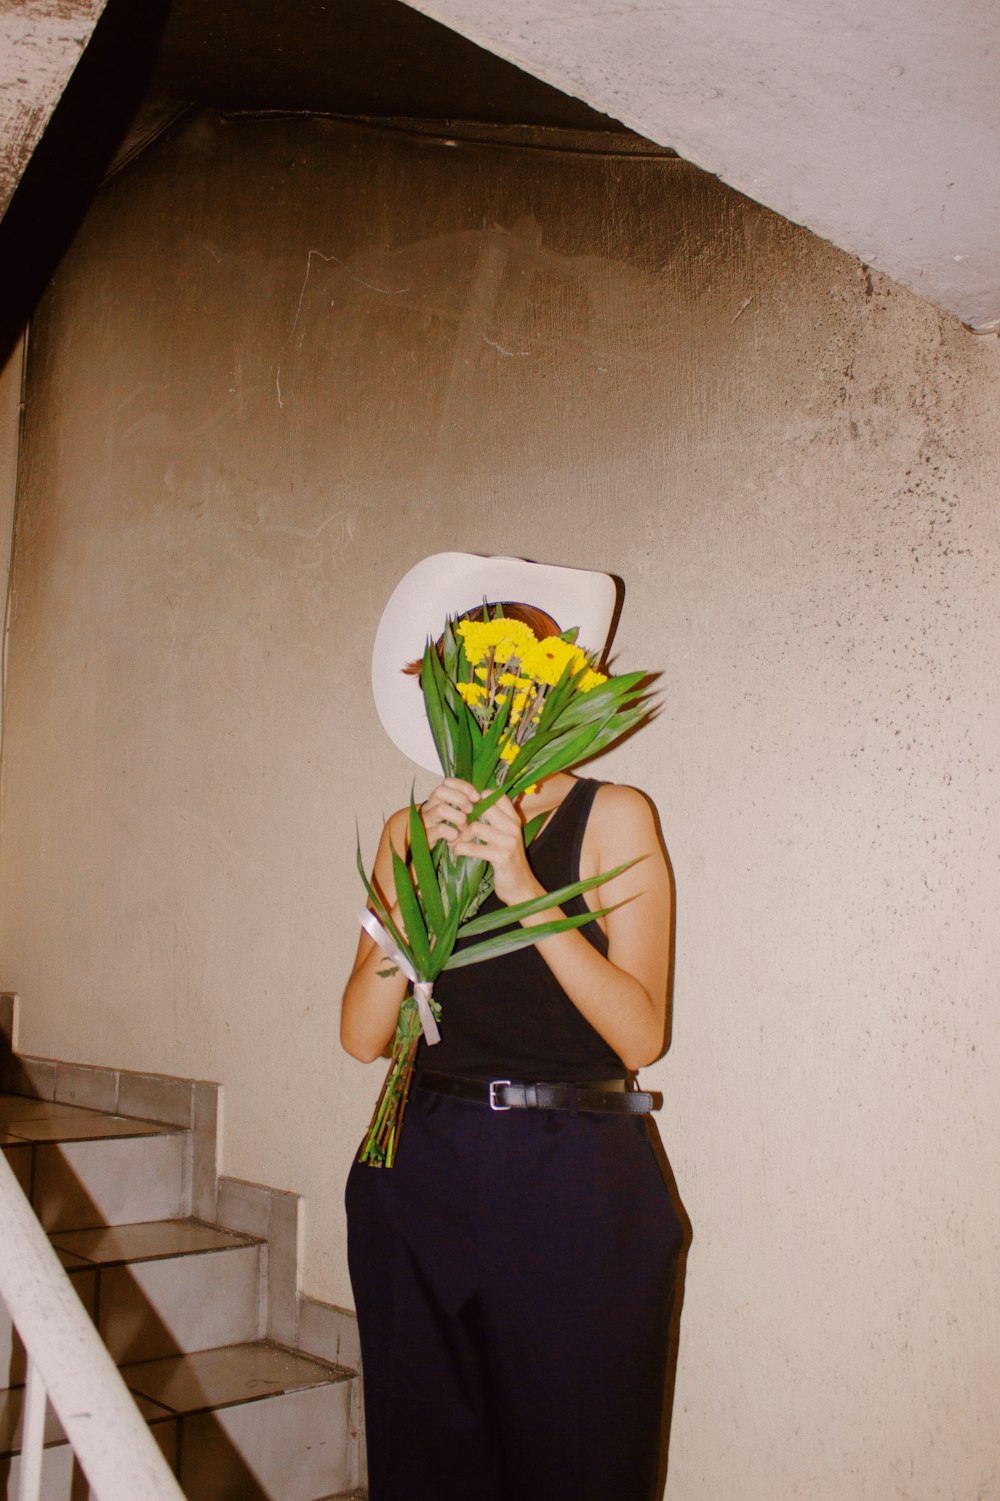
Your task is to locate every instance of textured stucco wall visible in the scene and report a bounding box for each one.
[1,112,998,1499]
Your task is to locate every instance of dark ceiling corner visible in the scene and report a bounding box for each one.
[1,0,636,362]
[151,0,625,132]
[0,0,174,365]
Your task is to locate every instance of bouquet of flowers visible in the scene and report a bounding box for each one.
[358,609,649,1166]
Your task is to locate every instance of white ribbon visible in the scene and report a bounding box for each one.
[358,909,440,1045]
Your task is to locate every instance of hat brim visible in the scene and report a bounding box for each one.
[372,552,618,771]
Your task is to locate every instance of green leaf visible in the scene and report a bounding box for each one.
[420,642,456,775]
[441,617,459,678]
[355,844,412,966]
[472,683,512,788]
[426,640,477,780]
[455,857,640,938]
[443,904,622,969]
[390,843,432,975]
[570,702,652,762]
[553,673,648,730]
[443,679,476,780]
[407,798,445,937]
[503,720,608,796]
[426,890,466,980]
[529,655,581,735]
[521,810,548,848]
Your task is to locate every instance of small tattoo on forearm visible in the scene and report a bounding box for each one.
[376,964,400,979]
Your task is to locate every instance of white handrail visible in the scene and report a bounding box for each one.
[0,1149,186,1501]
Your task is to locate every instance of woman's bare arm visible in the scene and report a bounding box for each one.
[339,808,412,1063]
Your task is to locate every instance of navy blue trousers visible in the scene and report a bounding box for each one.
[346,1089,683,1501]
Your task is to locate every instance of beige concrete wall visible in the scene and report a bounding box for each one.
[1,111,998,1499]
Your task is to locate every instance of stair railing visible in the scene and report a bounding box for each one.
[0,1149,186,1500]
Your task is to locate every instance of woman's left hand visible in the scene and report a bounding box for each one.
[451,794,543,908]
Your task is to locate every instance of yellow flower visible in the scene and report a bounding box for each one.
[578,668,607,692]
[499,740,521,763]
[521,636,581,687]
[458,617,538,667]
[456,681,487,706]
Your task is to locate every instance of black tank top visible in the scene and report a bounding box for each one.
[416,778,627,1082]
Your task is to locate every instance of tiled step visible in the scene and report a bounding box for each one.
[2,1212,263,1382]
[0,1379,176,1500]
[122,1343,357,1501]
[0,1095,188,1231]
[1,1082,363,1497]
[0,1342,355,1501]
[55,1219,264,1364]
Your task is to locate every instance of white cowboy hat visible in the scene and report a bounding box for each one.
[372,552,619,771]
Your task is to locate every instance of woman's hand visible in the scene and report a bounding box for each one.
[451,793,543,908]
[420,777,481,850]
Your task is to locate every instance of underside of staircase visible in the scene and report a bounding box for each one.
[0,994,366,1501]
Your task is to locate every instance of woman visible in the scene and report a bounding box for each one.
[342,553,683,1501]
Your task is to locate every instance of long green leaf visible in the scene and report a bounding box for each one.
[573,702,653,760]
[456,857,640,938]
[390,844,432,975]
[355,843,411,963]
[441,617,459,678]
[427,639,477,779]
[443,904,623,969]
[447,686,475,781]
[502,721,608,796]
[529,655,581,738]
[472,684,512,787]
[420,643,457,775]
[407,798,445,936]
[552,673,648,730]
[521,810,548,848]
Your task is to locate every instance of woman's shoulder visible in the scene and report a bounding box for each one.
[384,805,411,840]
[371,806,412,864]
[590,779,657,818]
[587,780,662,846]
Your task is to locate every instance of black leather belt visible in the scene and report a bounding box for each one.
[416,1070,661,1115]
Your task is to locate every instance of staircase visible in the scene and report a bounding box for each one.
[0,1022,365,1500]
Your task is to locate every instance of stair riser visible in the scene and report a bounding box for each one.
[3,1247,262,1382]
[177,1381,356,1501]
[0,1274,97,1389]
[97,1245,263,1363]
[32,1134,189,1231]
[0,1382,356,1501]
[0,1419,177,1500]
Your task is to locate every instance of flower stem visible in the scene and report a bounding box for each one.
[357,995,422,1168]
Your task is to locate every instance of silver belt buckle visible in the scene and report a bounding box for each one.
[489,1078,512,1111]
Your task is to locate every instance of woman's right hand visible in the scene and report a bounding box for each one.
[420,778,481,849]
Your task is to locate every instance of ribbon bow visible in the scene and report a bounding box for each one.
[358,909,441,1045]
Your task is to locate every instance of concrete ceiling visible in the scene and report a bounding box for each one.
[395,0,1000,331]
[2,0,998,335]
[0,0,109,220]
